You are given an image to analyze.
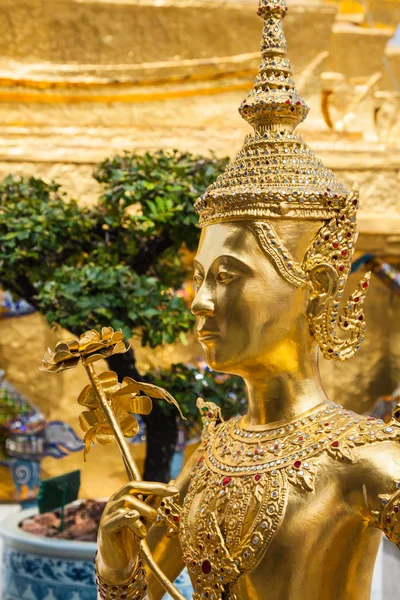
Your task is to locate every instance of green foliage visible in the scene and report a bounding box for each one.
[0,176,94,297]
[36,265,194,347]
[147,364,247,423]
[0,150,228,345]
[94,150,228,255]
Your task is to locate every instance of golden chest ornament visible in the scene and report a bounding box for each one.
[174,402,400,600]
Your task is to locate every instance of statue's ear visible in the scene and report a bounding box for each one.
[307,263,340,319]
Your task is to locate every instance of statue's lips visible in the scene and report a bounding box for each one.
[197,331,220,342]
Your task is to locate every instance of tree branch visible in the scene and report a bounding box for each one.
[132,234,173,275]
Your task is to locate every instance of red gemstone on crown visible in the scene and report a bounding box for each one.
[173,516,179,523]
[255,474,261,481]
[201,560,212,574]
[198,456,204,464]
[333,242,339,248]
[363,282,369,289]
[341,250,347,256]
[331,441,339,448]
[358,315,364,321]
[343,321,348,328]
[294,460,302,468]
[222,476,231,486]
[354,297,359,303]
[394,506,399,513]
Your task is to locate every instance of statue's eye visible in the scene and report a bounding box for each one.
[216,271,234,284]
[193,273,204,287]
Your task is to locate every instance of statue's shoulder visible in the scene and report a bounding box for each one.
[324,404,400,463]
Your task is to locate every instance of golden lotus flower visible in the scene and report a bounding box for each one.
[78,371,184,458]
[40,327,129,373]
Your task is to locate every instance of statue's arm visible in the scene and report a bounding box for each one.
[359,440,400,549]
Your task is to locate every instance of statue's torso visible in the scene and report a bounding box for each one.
[179,403,400,600]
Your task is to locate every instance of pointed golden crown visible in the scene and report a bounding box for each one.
[195,0,349,227]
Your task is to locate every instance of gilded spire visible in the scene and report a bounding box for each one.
[239,0,309,132]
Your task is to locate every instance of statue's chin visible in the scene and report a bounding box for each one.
[201,342,239,375]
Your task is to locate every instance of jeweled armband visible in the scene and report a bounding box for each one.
[155,494,182,537]
[95,553,148,600]
[371,480,400,548]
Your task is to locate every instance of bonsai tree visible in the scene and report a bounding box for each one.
[0,150,245,481]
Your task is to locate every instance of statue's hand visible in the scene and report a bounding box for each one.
[97,480,179,584]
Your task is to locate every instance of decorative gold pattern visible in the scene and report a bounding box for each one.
[156,493,182,538]
[96,554,148,600]
[304,184,371,361]
[176,401,400,600]
[249,221,308,288]
[371,481,400,549]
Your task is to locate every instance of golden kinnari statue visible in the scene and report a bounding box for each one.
[42,1,400,599]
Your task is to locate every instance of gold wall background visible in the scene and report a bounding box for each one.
[1,0,400,498]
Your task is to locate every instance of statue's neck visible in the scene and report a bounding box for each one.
[242,342,327,427]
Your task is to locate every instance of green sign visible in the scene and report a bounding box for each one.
[38,470,81,530]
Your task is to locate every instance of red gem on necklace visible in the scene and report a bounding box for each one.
[201,560,212,574]
[294,460,302,469]
[222,476,231,486]
[331,441,339,448]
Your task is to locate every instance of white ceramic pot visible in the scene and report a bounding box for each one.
[0,508,194,600]
[0,508,97,600]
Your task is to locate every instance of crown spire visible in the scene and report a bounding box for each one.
[239,0,309,132]
[194,0,349,227]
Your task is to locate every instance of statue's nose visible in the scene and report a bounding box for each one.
[191,284,215,317]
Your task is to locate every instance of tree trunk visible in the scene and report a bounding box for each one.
[107,348,177,483]
[142,405,177,483]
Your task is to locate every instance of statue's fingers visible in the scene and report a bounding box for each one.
[108,495,158,522]
[112,481,178,501]
[145,479,179,507]
[103,510,147,538]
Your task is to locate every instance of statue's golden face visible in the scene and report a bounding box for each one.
[192,222,311,378]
